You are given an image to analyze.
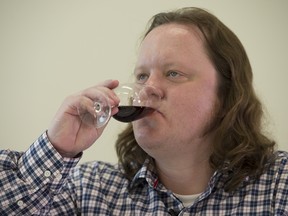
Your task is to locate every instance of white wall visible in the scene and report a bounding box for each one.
[0,0,287,164]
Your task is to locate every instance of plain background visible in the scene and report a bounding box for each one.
[0,0,287,164]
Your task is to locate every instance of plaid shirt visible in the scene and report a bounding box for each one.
[0,132,287,215]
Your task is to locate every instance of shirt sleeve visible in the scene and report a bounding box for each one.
[274,151,288,215]
[0,132,81,215]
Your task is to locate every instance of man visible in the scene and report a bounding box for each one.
[0,7,287,215]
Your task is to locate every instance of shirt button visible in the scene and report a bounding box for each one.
[44,170,51,178]
[17,200,24,207]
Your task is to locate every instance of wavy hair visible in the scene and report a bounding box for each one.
[115,7,275,192]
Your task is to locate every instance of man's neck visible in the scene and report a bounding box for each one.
[154,139,214,195]
[156,158,213,195]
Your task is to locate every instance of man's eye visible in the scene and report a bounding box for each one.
[166,70,190,83]
[167,71,180,77]
[136,73,149,82]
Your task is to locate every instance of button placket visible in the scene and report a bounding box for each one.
[55,173,62,180]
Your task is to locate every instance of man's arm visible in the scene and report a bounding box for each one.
[0,132,80,215]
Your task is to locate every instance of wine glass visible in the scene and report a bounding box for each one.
[78,83,162,128]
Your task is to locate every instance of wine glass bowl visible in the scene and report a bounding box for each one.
[112,83,162,123]
[78,83,162,128]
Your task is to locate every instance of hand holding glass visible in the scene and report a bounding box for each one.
[78,83,162,128]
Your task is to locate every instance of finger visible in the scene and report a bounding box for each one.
[111,106,119,116]
[98,79,119,90]
[80,86,120,108]
[76,96,96,118]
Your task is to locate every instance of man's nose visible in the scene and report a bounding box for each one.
[141,74,164,100]
[143,85,163,98]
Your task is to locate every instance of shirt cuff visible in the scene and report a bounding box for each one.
[18,132,81,191]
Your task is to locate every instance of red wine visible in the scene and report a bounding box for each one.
[113,106,155,122]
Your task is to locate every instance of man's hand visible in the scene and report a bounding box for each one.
[47,80,120,158]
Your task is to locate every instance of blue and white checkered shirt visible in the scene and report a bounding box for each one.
[0,132,287,215]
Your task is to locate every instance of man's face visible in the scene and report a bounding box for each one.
[132,23,220,158]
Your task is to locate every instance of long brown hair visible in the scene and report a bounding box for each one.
[115,7,275,192]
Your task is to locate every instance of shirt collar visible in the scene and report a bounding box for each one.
[128,157,234,196]
[129,158,159,190]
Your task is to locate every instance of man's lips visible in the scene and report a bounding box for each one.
[145,107,163,118]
